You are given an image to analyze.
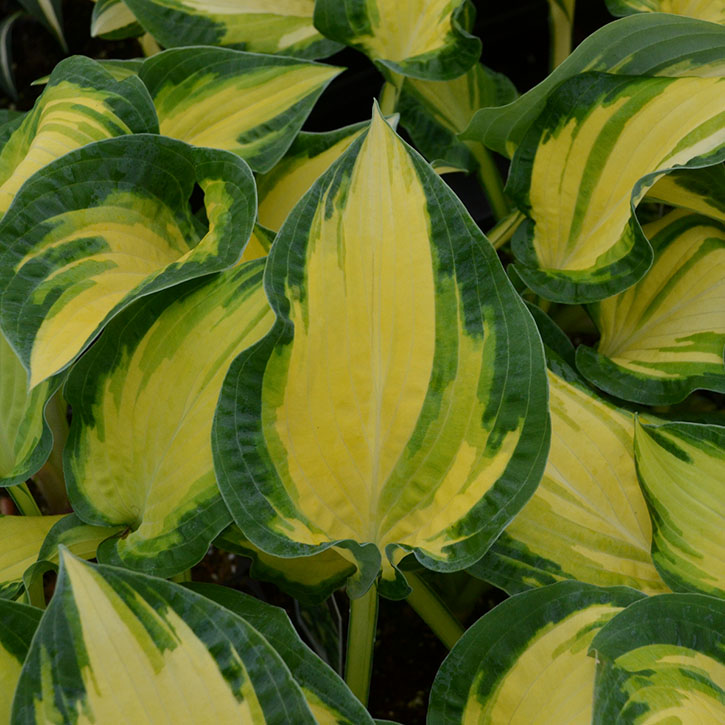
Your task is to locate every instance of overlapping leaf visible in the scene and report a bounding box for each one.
[591,593,725,723]
[463,14,725,157]
[0,55,157,218]
[65,261,274,577]
[507,72,725,303]
[577,211,725,403]
[0,134,256,388]
[470,359,668,595]
[429,582,644,723]
[91,0,143,39]
[123,0,339,58]
[12,551,326,723]
[314,0,481,80]
[634,420,725,598]
[606,0,725,24]
[138,46,341,172]
[646,164,725,221]
[213,108,550,599]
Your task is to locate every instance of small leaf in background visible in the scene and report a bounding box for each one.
[429,581,644,723]
[0,12,21,101]
[0,134,256,388]
[0,599,41,723]
[139,46,342,172]
[256,121,369,231]
[213,107,549,599]
[314,0,481,80]
[634,420,725,598]
[646,163,725,222]
[591,593,725,723]
[122,0,340,58]
[17,0,66,51]
[64,261,274,578]
[0,55,158,218]
[606,0,725,24]
[507,72,725,303]
[470,358,669,595]
[12,550,319,724]
[577,211,725,404]
[91,0,144,40]
[463,14,725,158]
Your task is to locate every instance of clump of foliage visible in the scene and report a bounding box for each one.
[1,1,724,723]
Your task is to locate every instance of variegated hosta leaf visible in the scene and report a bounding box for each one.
[0,333,60,486]
[429,581,644,723]
[470,359,669,595]
[65,261,274,577]
[507,72,725,303]
[257,121,369,232]
[0,599,41,723]
[0,55,157,218]
[314,0,481,81]
[463,14,725,158]
[398,63,516,172]
[606,0,725,24]
[216,524,356,604]
[188,582,373,724]
[634,420,725,598]
[646,163,725,222]
[0,134,256,389]
[138,46,341,173]
[122,0,340,58]
[213,108,550,599]
[577,211,725,404]
[12,550,320,724]
[91,0,143,39]
[591,593,725,723]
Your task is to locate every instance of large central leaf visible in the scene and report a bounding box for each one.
[213,108,549,598]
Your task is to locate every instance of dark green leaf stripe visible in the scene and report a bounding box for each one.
[635,421,725,598]
[0,133,256,388]
[577,211,725,404]
[12,550,318,723]
[123,0,340,58]
[463,14,725,157]
[64,261,274,578]
[139,46,342,172]
[591,593,725,724]
[429,581,644,723]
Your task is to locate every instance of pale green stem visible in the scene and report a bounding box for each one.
[468,142,509,221]
[405,572,464,650]
[486,209,525,250]
[8,482,42,516]
[379,73,403,115]
[549,0,574,70]
[171,570,192,583]
[345,582,378,707]
[31,390,69,513]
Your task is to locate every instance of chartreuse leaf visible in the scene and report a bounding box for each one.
[646,164,725,222]
[213,108,550,600]
[590,593,725,723]
[606,0,725,24]
[64,261,274,577]
[577,211,725,404]
[314,0,481,81]
[122,0,339,58]
[12,550,319,724]
[0,599,41,723]
[257,121,368,231]
[463,14,725,158]
[138,47,341,173]
[470,360,668,595]
[398,63,516,171]
[634,420,725,598]
[0,55,157,218]
[0,133,256,389]
[216,524,355,604]
[91,0,143,39]
[429,581,644,723]
[188,582,373,724]
[507,72,725,303]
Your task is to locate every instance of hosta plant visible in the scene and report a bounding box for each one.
[1,1,724,722]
